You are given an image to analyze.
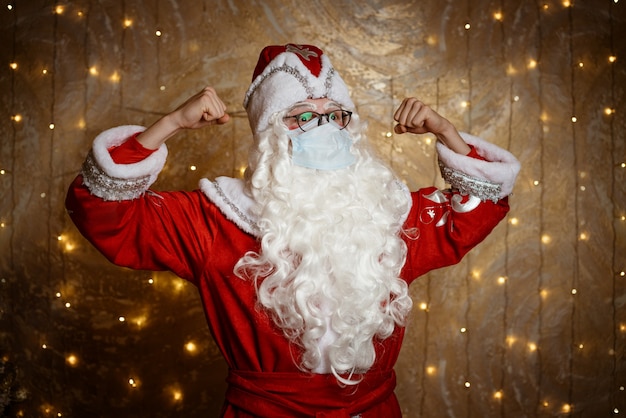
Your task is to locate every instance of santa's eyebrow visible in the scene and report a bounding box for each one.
[322,101,342,110]
[286,102,316,113]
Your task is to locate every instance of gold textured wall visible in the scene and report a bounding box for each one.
[1,0,625,417]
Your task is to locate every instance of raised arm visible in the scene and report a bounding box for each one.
[66,87,231,282]
[137,86,230,149]
[393,97,471,155]
[392,98,521,282]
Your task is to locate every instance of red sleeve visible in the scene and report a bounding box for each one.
[109,133,157,163]
[65,137,213,284]
[466,144,484,160]
[401,188,509,283]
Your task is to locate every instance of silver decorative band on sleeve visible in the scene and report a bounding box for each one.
[438,161,502,203]
[80,150,151,201]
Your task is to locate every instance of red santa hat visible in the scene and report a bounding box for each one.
[243,44,355,135]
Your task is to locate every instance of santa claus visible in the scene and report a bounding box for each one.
[67,44,520,417]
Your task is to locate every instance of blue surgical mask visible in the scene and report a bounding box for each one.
[286,120,356,170]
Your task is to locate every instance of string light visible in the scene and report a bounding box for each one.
[506,63,517,75]
[171,389,183,402]
[506,336,516,347]
[494,11,503,21]
[133,315,147,327]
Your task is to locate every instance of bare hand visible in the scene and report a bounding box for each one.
[393,98,451,135]
[137,87,230,149]
[393,98,471,155]
[170,86,230,129]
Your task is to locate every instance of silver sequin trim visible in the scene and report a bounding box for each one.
[439,160,501,203]
[244,64,331,108]
[81,150,151,201]
[212,181,260,234]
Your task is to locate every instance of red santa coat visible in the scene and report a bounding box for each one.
[66,128,518,417]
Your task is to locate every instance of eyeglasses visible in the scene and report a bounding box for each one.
[284,109,352,132]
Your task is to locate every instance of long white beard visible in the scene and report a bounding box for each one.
[235,114,413,384]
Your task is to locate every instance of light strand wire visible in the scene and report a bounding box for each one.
[533,1,546,414]
[566,3,580,410]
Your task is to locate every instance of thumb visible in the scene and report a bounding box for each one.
[216,113,230,125]
[394,124,407,134]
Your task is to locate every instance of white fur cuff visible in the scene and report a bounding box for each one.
[436,132,520,202]
[81,125,168,201]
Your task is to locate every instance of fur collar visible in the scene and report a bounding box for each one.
[199,177,261,237]
[199,176,413,238]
